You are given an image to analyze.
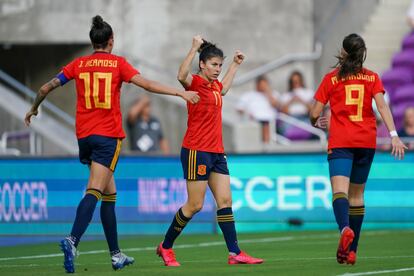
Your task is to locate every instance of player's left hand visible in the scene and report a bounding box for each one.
[24,109,38,127]
[233,50,245,65]
[314,116,328,129]
[391,136,407,160]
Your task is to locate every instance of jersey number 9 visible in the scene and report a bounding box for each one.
[345,84,364,122]
[79,72,112,109]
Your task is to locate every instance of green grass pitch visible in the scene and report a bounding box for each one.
[0,230,413,275]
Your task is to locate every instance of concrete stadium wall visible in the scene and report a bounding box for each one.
[0,0,317,154]
[313,0,378,82]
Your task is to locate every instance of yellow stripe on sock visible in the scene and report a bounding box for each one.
[217,215,234,221]
[217,218,235,222]
[110,139,122,171]
[86,189,102,200]
[349,211,365,215]
[332,192,348,202]
[102,194,117,202]
[175,212,187,227]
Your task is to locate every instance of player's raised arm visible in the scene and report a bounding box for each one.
[374,93,407,159]
[130,74,200,104]
[221,50,245,96]
[24,77,61,126]
[177,35,203,88]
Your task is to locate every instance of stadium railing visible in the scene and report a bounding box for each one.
[0,69,75,127]
[0,130,39,156]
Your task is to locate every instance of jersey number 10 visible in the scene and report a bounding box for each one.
[79,72,112,109]
[345,84,364,122]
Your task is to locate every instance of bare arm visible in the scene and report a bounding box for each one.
[159,138,170,155]
[309,100,329,129]
[130,74,200,104]
[24,77,61,126]
[221,50,245,96]
[266,92,279,109]
[127,95,150,125]
[177,35,203,88]
[374,93,407,159]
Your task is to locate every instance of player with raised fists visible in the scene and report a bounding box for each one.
[156,35,263,266]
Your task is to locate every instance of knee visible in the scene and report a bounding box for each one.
[185,201,204,215]
[216,198,232,209]
[349,193,364,206]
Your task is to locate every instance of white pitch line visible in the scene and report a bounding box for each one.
[0,230,398,262]
[2,255,414,269]
[338,267,414,276]
[0,236,295,261]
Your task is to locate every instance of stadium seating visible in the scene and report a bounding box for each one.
[381,32,414,130]
[284,126,313,141]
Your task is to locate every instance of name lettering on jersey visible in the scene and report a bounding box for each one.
[79,59,118,68]
[331,73,375,85]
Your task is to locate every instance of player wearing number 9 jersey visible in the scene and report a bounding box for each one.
[24,15,199,273]
[310,33,407,266]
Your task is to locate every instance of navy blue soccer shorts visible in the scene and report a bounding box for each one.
[181,147,229,181]
[78,135,122,172]
[328,148,376,184]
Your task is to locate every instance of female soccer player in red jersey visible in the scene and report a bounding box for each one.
[24,15,199,273]
[157,35,263,266]
[310,33,407,265]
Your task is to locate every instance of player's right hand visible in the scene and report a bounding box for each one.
[181,90,200,104]
[192,35,204,50]
[391,136,407,160]
[314,116,328,129]
[24,109,38,127]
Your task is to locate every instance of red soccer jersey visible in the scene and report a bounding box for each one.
[182,74,224,153]
[62,52,139,139]
[314,68,385,149]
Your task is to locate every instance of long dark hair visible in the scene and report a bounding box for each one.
[335,33,367,79]
[198,40,224,69]
[89,15,113,49]
[288,71,305,92]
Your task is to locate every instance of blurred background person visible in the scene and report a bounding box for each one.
[408,0,414,29]
[398,107,414,149]
[280,70,314,121]
[127,95,170,154]
[236,75,280,143]
[277,71,314,137]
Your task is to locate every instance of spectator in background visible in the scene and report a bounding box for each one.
[236,75,280,143]
[398,107,414,149]
[408,0,414,29]
[280,71,314,121]
[127,95,170,154]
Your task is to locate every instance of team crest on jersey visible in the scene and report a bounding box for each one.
[197,165,207,176]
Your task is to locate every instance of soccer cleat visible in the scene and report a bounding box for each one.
[60,237,77,273]
[336,227,355,264]
[111,252,135,270]
[346,250,357,265]
[156,243,180,266]
[228,251,264,265]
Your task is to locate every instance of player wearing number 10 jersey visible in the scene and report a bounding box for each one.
[24,15,199,273]
[310,33,407,266]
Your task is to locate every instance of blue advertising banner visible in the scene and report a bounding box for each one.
[0,152,413,246]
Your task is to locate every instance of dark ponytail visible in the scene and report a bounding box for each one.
[335,33,367,79]
[198,40,224,69]
[89,15,113,49]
